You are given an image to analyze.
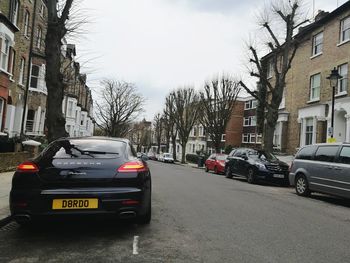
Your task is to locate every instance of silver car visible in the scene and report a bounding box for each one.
[289,143,350,198]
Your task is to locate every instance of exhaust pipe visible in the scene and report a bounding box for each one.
[14,214,31,222]
[119,211,136,219]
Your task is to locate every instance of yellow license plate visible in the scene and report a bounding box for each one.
[52,199,98,210]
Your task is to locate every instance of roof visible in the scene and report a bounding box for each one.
[57,136,131,143]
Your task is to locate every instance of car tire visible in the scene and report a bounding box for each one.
[214,166,218,174]
[295,174,311,197]
[225,167,233,178]
[137,200,151,225]
[247,168,256,184]
[205,165,209,172]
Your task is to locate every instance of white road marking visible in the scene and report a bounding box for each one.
[133,235,139,255]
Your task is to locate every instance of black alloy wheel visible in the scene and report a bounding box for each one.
[295,174,311,197]
[247,168,256,184]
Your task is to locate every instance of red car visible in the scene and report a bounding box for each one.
[205,154,228,174]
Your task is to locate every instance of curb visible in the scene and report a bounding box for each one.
[0,216,12,228]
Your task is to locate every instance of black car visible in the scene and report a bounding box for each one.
[10,137,152,226]
[224,148,289,186]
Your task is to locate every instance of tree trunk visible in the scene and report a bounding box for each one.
[181,144,186,164]
[264,108,279,153]
[45,19,68,142]
[172,135,177,161]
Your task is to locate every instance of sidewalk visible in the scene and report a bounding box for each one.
[0,171,13,220]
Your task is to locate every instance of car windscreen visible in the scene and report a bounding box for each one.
[247,150,277,161]
[217,155,227,161]
[43,139,125,159]
[164,154,171,157]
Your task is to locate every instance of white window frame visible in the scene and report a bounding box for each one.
[256,134,262,144]
[36,27,42,49]
[340,16,350,43]
[243,117,250,126]
[312,32,323,56]
[19,57,25,85]
[242,134,249,143]
[249,133,256,143]
[250,116,256,126]
[221,134,226,142]
[30,64,40,89]
[244,101,251,110]
[305,118,314,146]
[67,100,74,117]
[10,0,19,26]
[251,100,257,109]
[0,98,4,129]
[24,11,30,38]
[267,61,273,79]
[337,63,348,95]
[310,73,321,101]
[0,38,10,71]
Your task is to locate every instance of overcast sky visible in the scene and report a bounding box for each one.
[74,0,345,121]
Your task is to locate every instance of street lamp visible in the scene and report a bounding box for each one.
[326,67,342,139]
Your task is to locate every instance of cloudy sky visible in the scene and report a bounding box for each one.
[74,0,345,120]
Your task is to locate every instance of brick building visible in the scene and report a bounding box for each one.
[263,2,350,153]
[240,96,262,148]
[225,98,244,148]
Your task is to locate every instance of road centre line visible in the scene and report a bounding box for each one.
[133,235,139,255]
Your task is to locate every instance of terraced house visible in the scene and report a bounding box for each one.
[264,2,350,154]
[0,0,94,141]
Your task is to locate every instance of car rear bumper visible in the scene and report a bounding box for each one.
[10,187,150,220]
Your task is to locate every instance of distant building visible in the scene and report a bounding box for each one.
[241,96,262,148]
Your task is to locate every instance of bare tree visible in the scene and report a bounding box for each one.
[172,87,200,163]
[45,0,74,142]
[95,79,145,137]
[200,76,241,153]
[153,113,163,154]
[239,0,308,153]
[163,93,178,160]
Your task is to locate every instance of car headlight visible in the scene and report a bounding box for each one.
[255,163,266,170]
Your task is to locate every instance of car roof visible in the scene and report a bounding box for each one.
[303,142,349,147]
[56,136,131,143]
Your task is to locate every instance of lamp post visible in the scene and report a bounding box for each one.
[326,67,342,139]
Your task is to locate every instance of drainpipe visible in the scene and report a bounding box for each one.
[20,0,38,138]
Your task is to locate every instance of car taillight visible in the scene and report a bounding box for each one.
[118,161,147,173]
[17,162,39,173]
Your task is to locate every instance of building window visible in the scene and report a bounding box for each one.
[66,125,71,135]
[39,2,45,17]
[305,118,313,145]
[243,134,249,143]
[8,48,15,76]
[19,58,25,85]
[340,16,350,43]
[250,116,256,126]
[67,101,73,117]
[244,117,250,126]
[24,11,30,37]
[267,61,273,79]
[221,134,226,142]
[312,32,323,56]
[10,0,19,25]
[30,64,40,88]
[310,73,321,101]
[192,144,195,153]
[250,133,256,143]
[251,100,257,109]
[0,38,10,71]
[256,134,262,144]
[0,98,4,129]
[338,63,348,94]
[36,27,43,49]
[26,109,35,133]
[244,101,251,110]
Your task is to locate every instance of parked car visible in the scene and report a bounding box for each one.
[225,148,289,185]
[157,153,164,162]
[290,143,350,198]
[147,152,157,161]
[205,153,227,174]
[162,153,174,163]
[10,137,152,226]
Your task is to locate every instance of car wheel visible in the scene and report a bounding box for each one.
[214,166,218,174]
[295,174,311,197]
[205,165,209,172]
[136,200,151,225]
[247,168,256,184]
[225,167,233,178]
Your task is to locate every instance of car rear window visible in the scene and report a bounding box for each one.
[314,146,339,162]
[295,146,317,160]
[43,139,126,159]
[217,155,227,161]
[338,146,350,164]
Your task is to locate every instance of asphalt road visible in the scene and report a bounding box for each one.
[1,161,350,262]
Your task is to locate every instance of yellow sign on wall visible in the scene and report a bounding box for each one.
[327,138,336,143]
